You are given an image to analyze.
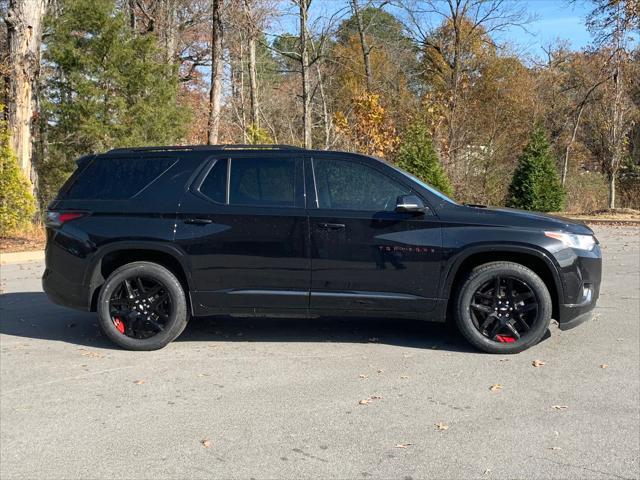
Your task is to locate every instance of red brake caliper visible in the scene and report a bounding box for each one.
[496,335,516,343]
[113,316,125,334]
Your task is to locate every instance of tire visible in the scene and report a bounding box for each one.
[97,261,188,351]
[454,261,552,354]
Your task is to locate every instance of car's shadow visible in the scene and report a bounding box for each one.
[0,292,476,353]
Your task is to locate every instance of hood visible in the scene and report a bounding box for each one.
[457,205,594,235]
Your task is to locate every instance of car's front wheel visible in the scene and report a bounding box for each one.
[454,261,552,354]
[97,261,188,350]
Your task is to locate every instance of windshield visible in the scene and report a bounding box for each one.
[393,167,458,205]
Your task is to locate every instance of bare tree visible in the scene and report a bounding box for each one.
[349,0,373,91]
[561,76,608,186]
[243,0,260,128]
[297,0,312,148]
[398,0,529,169]
[207,0,224,145]
[348,0,390,92]
[5,0,49,193]
[586,0,637,208]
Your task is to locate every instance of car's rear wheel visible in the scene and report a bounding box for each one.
[97,261,188,350]
[454,261,552,354]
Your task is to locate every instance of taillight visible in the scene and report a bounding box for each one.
[45,211,88,227]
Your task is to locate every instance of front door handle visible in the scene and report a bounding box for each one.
[317,222,346,231]
[184,218,213,225]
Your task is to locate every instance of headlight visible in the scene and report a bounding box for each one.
[544,231,596,251]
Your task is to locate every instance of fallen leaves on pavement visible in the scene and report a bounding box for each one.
[78,348,102,358]
[359,395,383,405]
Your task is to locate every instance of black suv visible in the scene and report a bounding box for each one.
[43,145,601,353]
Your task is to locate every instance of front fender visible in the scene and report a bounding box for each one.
[439,242,565,306]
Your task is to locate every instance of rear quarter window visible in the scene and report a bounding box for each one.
[63,156,177,200]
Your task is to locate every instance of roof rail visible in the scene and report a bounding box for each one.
[106,144,303,153]
[221,144,303,150]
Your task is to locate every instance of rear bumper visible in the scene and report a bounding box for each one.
[42,267,90,311]
[42,231,93,311]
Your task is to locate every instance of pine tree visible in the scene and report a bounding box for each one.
[40,0,190,203]
[507,126,565,212]
[396,121,453,197]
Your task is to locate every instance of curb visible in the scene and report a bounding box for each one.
[571,219,640,226]
[0,250,45,265]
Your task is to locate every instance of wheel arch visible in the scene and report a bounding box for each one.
[86,242,192,312]
[442,245,564,321]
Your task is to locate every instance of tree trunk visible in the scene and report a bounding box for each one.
[159,0,178,64]
[299,0,312,149]
[562,103,585,187]
[128,0,137,30]
[605,3,630,211]
[350,0,372,92]
[248,36,259,127]
[316,62,330,149]
[608,173,616,209]
[5,0,48,193]
[309,36,330,149]
[243,0,259,128]
[207,0,224,145]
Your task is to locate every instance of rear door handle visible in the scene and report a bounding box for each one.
[317,222,346,231]
[184,218,213,225]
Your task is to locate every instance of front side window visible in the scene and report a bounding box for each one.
[229,158,296,207]
[313,158,410,211]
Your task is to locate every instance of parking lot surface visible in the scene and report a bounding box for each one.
[1,226,638,479]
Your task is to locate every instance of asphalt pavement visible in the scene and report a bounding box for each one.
[1,226,638,480]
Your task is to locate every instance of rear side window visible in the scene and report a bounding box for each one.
[64,157,176,200]
[229,158,295,207]
[199,159,228,203]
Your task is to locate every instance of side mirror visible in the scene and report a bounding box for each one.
[395,194,427,214]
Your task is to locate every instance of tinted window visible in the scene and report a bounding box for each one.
[199,159,228,203]
[64,157,176,200]
[313,158,410,211]
[229,158,295,207]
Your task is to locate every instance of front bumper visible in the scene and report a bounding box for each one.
[554,244,602,330]
[558,306,595,331]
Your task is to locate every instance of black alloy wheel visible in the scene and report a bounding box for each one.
[97,261,188,350]
[108,276,172,339]
[469,276,538,343]
[454,261,552,354]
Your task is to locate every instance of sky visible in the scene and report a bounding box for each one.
[273,0,638,60]
[495,0,594,56]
